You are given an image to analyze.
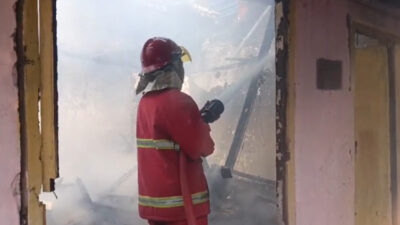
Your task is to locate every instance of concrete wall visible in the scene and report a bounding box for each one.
[290,0,355,224]
[0,0,21,224]
[289,1,400,225]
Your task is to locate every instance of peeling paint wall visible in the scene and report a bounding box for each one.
[0,0,21,224]
[290,0,355,225]
[287,1,400,225]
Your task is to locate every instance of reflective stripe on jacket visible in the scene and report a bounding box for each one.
[136,89,214,221]
[137,138,180,150]
[139,191,209,208]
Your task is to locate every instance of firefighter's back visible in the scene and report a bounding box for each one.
[136,88,211,221]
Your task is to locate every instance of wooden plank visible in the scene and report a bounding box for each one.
[355,46,391,225]
[395,44,400,225]
[388,46,398,225]
[350,1,400,41]
[22,0,46,224]
[40,0,59,192]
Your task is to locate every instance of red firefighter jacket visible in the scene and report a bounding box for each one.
[136,88,215,221]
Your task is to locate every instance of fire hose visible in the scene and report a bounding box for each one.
[179,99,224,225]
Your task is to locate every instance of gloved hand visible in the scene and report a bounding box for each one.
[200,99,224,123]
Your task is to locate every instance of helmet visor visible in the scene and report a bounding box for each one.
[180,46,192,62]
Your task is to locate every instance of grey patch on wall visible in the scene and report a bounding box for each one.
[316,58,343,90]
[11,173,21,210]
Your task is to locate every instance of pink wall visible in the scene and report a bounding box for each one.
[0,0,21,224]
[292,0,354,224]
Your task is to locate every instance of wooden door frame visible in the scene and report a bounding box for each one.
[15,0,59,223]
[350,21,400,225]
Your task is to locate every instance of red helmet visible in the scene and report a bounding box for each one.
[140,37,191,74]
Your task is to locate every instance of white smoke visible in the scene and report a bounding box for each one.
[40,0,279,224]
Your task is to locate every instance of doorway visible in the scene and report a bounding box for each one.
[353,32,399,225]
[39,1,281,225]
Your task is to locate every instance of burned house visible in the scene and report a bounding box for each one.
[1,0,400,225]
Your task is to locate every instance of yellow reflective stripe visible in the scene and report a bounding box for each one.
[139,191,209,208]
[192,191,209,205]
[137,138,180,150]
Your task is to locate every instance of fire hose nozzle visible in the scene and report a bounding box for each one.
[200,99,224,123]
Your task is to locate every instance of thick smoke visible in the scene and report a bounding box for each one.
[39,0,279,224]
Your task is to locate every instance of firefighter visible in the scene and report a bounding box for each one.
[136,37,218,225]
